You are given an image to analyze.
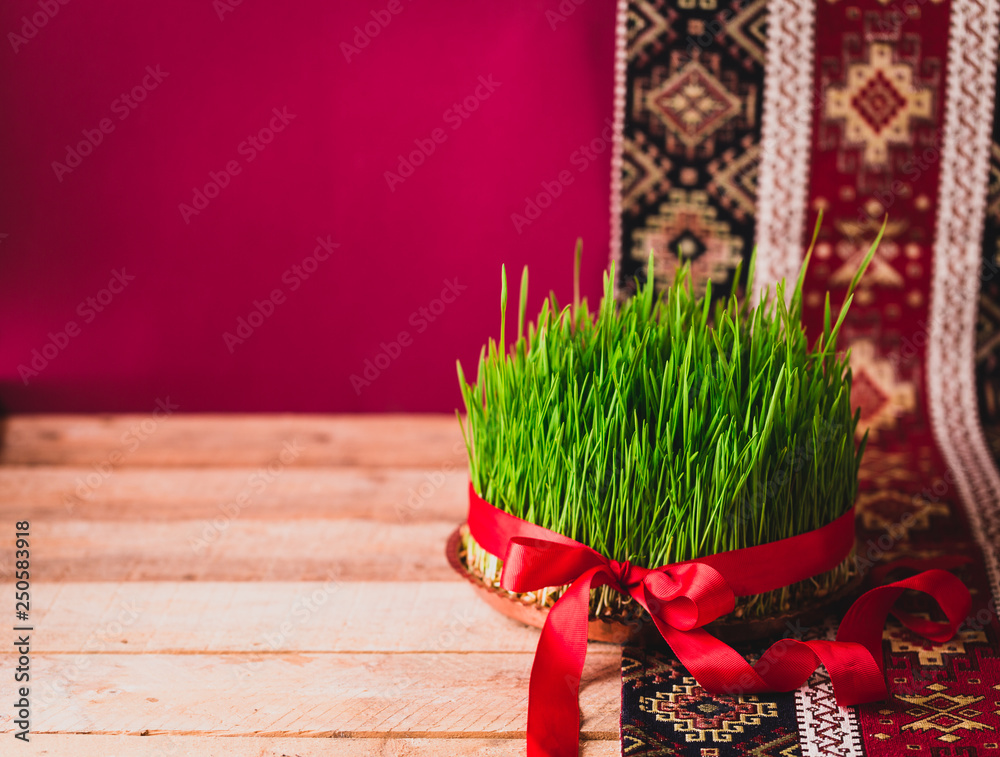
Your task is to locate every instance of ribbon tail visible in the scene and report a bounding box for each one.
[649,613,886,704]
[831,567,971,705]
[804,638,887,705]
[652,622,769,693]
[650,568,970,708]
[526,566,606,757]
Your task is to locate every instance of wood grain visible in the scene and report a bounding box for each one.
[27,581,627,655]
[0,414,624,751]
[18,652,621,737]
[26,735,620,755]
[0,414,466,469]
[7,520,462,582]
[0,467,467,523]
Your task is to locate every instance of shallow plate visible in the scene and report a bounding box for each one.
[445,525,866,645]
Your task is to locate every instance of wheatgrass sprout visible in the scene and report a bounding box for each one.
[457,222,881,569]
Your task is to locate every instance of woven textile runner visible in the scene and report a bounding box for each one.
[613,0,1000,753]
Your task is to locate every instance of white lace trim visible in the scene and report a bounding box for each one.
[610,0,629,287]
[752,0,816,298]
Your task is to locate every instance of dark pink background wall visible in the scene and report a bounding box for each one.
[0,1,614,412]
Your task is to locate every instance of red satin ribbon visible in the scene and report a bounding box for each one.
[467,484,971,757]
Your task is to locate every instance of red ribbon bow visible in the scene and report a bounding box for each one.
[467,484,971,757]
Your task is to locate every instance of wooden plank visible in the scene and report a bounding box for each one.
[0,467,467,523]
[0,520,463,582]
[18,653,621,737]
[0,414,466,469]
[26,581,624,654]
[26,735,620,755]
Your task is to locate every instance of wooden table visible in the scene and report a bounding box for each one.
[0,415,620,755]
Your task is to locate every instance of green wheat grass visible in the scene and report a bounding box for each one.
[458,220,881,571]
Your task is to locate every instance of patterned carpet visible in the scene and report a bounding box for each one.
[612,0,1000,753]
[614,0,765,301]
[620,449,998,755]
